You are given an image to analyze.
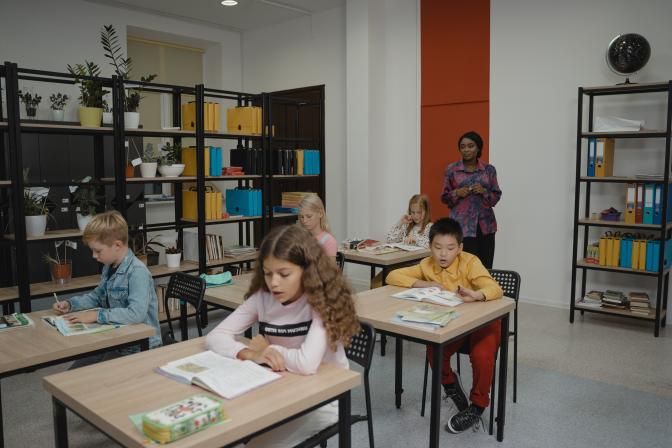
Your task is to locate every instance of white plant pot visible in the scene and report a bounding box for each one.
[165,252,182,269]
[140,162,158,178]
[76,213,93,231]
[102,112,113,125]
[51,109,64,121]
[25,215,47,237]
[124,111,140,129]
[158,164,185,178]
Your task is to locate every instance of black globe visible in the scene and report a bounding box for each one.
[606,34,651,75]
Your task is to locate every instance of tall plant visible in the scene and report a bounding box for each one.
[100,25,157,112]
[67,61,108,108]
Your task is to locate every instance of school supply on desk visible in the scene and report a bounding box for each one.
[0,313,33,331]
[199,271,233,288]
[135,395,230,444]
[44,314,123,336]
[391,287,463,307]
[392,304,459,330]
[157,350,281,400]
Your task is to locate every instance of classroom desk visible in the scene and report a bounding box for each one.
[341,248,431,356]
[203,273,254,311]
[355,286,515,447]
[0,310,154,448]
[43,338,361,448]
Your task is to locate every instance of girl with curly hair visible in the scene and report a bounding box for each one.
[206,224,360,447]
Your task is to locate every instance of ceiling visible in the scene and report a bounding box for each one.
[86,0,345,32]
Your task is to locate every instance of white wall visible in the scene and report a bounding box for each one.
[491,0,672,322]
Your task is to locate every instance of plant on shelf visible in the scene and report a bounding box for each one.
[130,233,164,266]
[71,179,99,230]
[18,90,42,119]
[101,97,113,125]
[165,245,182,268]
[24,188,50,237]
[42,240,75,285]
[158,141,185,177]
[140,143,160,178]
[67,60,109,127]
[100,24,157,129]
[48,92,69,121]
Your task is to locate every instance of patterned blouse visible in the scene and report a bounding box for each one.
[386,222,433,248]
[441,159,502,238]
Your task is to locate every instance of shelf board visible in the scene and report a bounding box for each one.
[0,180,11,186]
[271,212,298,219]
[207,175,262,181]
[576,260,666,276]
[102,175,262,183]
[577,218,672,230]
[206,252,258,266]
[181,216,262,224]
[580,176,672,184]
[581,130,667,139]
[575,302,665,321]
[124,128,195,138]
[269,136,313,143]
[0,121,114,135]
[271,175,320,179]
[204,131,263,139]
[4,228,83,242]
[582,81,671,95]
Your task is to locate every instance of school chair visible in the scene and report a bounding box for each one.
[419,270,520,434]
[163,272,206,343]
[336,251,345,271]
[292,321,376,448]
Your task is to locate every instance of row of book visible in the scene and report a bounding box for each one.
[273,149,321,175]
[182,187,223,221]
[623,183,672,225]
[586,138,614,177]
[181,102,222,132]
[230,148,263,175]
[226,106,262,135]
[586,233,671,271]
[182,147,225,177]
[581,290,651,315]
[281,191,316,208]
[226,188,263,217]
[183,230,256,263]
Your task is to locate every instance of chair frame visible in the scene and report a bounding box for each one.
[163,272,206,343]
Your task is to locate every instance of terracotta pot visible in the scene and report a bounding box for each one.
[125,165,135,178]
[50,260,72,285]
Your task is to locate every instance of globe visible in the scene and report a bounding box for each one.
[606,34,651,82]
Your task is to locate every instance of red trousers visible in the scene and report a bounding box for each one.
[426,320,501,408]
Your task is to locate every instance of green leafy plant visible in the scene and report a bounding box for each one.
[142,143,160,163]
[159,141,181,166]
[67,61,109,108]
[71,182,99,217]
[49,93,69,110]
[130,233,165,256]
[23,190,48,216]
[165,245,181,254]
[100,25,157,112]
[18,91,42,108]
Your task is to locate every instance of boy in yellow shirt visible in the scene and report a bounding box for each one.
[386,217,502,434]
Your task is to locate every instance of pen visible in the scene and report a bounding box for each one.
[53,293,61,303]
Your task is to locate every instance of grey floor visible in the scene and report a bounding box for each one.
[3,302,671,447]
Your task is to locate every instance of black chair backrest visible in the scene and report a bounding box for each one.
[336,251,345,271]
[489,269,520,302]
[345,322,375,372]
[166,272,206,312]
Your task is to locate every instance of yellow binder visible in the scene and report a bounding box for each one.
[296,149,304,175]
[182,189,197,220]
[625,183,636,224]
[637,239,647,270]
[632,239,640,269]
[213,103,221,132]
[181,102,196,131]
[605,236,614,267]
[610,235,621,267]
[598,237,607,266]
[182,146,210,177]
[594,138,615,177]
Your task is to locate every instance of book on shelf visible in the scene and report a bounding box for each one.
[0,313,33,331]
[391,287,463,307]
[157,350,281,400]
[392,304,459,329]
[222,245,256,257]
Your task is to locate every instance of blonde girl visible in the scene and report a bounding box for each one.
[387,194,433,248]
[298,194,338,256]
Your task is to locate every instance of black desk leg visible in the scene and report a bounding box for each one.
[179,300,188,341]
[395,337,404,408]
[53,398,68,448]
[0,379,4,448]
[338,391,351,448]
[140,338,149,352]
[429,343,443,448]
[380,267,388,357]
[496,314,510,442]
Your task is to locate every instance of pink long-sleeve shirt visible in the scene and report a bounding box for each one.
[206,289,349,375]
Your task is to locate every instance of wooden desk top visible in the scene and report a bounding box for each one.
[203,273,254,310]
[340,248,431,266]
[42,338,361,448]
[0,310,155,375]
[355,285,516,344]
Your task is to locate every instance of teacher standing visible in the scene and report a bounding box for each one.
[441,131,502,269]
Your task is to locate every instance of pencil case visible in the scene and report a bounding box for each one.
[142,395,227,444]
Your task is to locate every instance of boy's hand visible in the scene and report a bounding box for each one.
[63,310,99,324]
[456,286,485,302]
[52,301,71,315]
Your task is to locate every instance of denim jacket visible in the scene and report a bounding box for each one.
[67,250,162,349]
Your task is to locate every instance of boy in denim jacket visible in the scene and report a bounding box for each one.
[52,211,162,356]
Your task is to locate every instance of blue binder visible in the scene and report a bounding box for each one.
[587,138,596,177]
[619,238,632,268]
[643,184,655,224]
[653,184,663,225]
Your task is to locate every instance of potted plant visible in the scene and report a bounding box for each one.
[165,245,182,268]
[67,61,108,127]
[71,181,99,230]
[130,233,164,266]
[102,98,113,125]
[18,90,42,119]
[43,241,74,285]
[49,93,69,121]
[101,25,156,129]
[23,189,49,237]
[140,143,159,178]
[158,141,186,177]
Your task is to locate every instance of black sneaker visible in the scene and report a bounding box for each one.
[442,379,468,412]
[445,404,484,434]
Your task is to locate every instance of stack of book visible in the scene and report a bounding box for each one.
[222,245,256,258]
[601,290,628,310]
[629,292,651,316]
[281,191,316,209]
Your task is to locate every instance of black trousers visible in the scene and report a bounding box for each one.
[462,227,495,269]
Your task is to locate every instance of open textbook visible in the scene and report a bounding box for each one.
[391,287,463,307]
[157,350,281,400]
[0,313,33,331]
[359,242,425,255]
[42,312,122,336]
[393,305,459,329]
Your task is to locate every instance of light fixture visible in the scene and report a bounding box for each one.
[221,0,238,5]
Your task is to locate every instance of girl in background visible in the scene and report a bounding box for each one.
[298,194,338,256]
[387,194,433,248]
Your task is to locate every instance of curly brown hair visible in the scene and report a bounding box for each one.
[246,225,360,351]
